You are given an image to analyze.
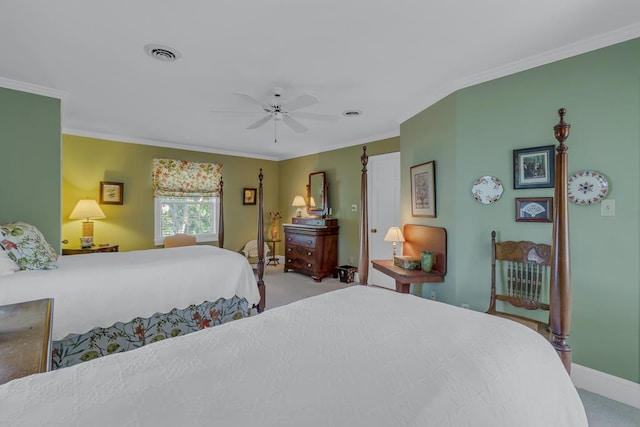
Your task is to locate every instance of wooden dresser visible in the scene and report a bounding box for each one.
[283,217,339,282]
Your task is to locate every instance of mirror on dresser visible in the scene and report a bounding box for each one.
[307,171,328,217]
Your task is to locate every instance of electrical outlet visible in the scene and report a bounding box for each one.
[351,204,358,212]
[430,290,436,301]
[461,304,470,309]
[601,199,615,216]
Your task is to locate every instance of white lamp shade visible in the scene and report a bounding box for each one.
[292,196,307,207]
[384,226,405,242]
[69,199,106,220]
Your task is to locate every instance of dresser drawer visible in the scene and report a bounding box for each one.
[285,234,316,249]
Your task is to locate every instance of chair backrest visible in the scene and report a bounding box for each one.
[163,234,197,248]
[488,230,551,315]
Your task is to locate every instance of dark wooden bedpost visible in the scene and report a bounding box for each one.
[550,108,572,373]
[358,146,369,285]
[218,177,224,249]
[256,168,266,313]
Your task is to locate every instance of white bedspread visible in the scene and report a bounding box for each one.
[0,246,260,340]
[0,286,586,427]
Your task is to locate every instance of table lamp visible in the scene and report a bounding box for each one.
[384,226,405,258]
[292,195,306,218]
[70,199,106,247]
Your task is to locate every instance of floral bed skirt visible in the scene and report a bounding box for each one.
[51,296,249,370]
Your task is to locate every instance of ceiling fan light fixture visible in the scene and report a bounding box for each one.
[342,110,363,117]
[144,44,182,62]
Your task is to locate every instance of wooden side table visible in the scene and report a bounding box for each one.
[0,298,53,385]
[62,244,119,255]
[266,239,280,266]
[371,259,444,294]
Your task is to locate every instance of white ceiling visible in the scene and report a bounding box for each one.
[2,1,640,160]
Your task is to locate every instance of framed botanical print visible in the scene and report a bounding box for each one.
[99,181,124,205]
[410,161,436,218]
[243,188,257,205]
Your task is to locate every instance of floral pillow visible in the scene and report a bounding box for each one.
[0,248,19,276]
[0,222,58,270]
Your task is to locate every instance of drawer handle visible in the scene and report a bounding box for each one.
[287,259,292,263]
[307,252,311,256]
[307,263,312,268]
[308,240,312,244]
[287,248,292,252]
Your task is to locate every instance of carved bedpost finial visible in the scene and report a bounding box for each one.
[259,168,263,183]
[553,108,570,149]
[361,146,368,173]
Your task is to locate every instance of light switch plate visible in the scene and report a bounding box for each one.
[601,199,615,216]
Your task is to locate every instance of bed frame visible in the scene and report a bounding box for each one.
[51,170,266,369]
[358,108,573,373]
[219,171,265,313]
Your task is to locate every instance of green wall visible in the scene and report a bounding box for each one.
[401,39,640,382]
[279,138,400,266]
[0,87,61,251]
[62,135,279,253]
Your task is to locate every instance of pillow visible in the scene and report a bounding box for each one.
[0,248,20,276]
[241,240,270,258]
[0,222,58,270]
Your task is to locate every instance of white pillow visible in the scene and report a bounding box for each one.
[0,249,19,276]
[241,240,270,258]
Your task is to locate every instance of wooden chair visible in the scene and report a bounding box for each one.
[487,230,551,339]
[163,234,197,248]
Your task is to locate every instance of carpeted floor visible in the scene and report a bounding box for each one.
[256,264,640,426]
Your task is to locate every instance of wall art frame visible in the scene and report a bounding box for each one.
[410,161,436,218]
[515,197,553,222]
[513,145,555,189]
[99,181,124,205]
[243,188,257,205]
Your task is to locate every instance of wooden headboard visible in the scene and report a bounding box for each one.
[402,224,447,275]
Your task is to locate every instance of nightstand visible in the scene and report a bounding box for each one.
[62,244,119,255]
[0,298,53,385]
[266,239,281,266]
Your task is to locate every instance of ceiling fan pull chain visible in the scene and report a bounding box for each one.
[274,119,278,143]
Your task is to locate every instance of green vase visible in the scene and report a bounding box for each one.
[421,251,433,272]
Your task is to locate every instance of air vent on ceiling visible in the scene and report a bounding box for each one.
[144,44,182,62]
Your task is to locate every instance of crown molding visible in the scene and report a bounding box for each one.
[62,128,280,161]
[0,77,67,100]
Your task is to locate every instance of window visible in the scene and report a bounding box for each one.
[154,196,219,245]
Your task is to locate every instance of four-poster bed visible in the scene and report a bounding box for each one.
[1,171,266,370]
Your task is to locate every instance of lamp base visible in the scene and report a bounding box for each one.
[296,208,302,218]
[80,237,94,248]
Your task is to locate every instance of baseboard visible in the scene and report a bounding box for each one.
[571,363,640,409]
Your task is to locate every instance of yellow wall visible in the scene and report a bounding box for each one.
[62,135,279,253]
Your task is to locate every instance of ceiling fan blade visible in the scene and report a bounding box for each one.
[292,111,340,122]
[284,93,319,111]
[234,92,272,111]
[282,115,308,133]
[246,115,272,130]
[210,109,263,114]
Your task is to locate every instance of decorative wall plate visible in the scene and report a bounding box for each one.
[472,176,504,204]
[568,170,609,205]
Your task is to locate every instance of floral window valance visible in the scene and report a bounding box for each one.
[152,158,223,197]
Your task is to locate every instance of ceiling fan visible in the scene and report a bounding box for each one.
[217,87,339,142]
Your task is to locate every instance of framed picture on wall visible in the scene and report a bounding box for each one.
[99,181,124,205]
[513,145,555,189]
[410,161,436,217]
[243,188,257,205]
[515,197,553,222]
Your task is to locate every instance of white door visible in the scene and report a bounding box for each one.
[367,152,401,290]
